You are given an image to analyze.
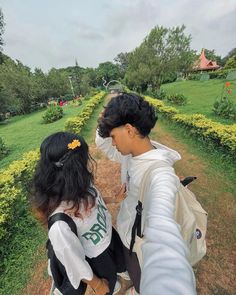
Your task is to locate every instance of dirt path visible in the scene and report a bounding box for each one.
[24,122,236,295]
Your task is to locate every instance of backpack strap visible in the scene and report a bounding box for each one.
[48,212,78,236]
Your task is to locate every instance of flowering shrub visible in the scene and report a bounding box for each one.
[213,81,236,120]
[0,150,39,240]
[144,95,236,157]
[65,91,106,134]
[42,105,64,123]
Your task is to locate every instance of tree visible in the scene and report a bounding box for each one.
[114,52,130,77]
[224,55,236,69]
[47,68,70,98]
[95,62,122,87]
[222,48,236,66]
[125,25,195,91]
[32,68,49,103]
[0,8,5,64]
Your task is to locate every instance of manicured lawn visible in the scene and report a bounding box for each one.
[0,102,86,169]
[161,79,236,124]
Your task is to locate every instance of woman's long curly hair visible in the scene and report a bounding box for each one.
[32,132,97,222]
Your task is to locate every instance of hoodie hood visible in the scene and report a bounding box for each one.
[131,140,181,166]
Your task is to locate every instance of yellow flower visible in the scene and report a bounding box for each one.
[68,139,81,150]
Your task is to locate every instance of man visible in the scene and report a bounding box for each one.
[96,92,196,295]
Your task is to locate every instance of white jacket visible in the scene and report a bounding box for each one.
[48,191,112,289]
[95,131,196,295]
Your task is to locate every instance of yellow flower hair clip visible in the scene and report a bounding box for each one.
[68,139,81,150]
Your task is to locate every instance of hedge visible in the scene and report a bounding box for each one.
[144,95,236,156]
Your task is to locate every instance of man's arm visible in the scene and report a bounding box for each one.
[95,130,124,163]
[140,167,196,295]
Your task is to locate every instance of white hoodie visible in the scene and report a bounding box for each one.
[95,131,196,295]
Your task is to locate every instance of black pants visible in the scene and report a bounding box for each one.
[123,246,141,293]
[86,227,126,295]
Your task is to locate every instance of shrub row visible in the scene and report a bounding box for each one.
[144,95,236,156]
[0,91,106,245]
[187,68,236,80]
[0,151,39,241]
[65,91,106,134]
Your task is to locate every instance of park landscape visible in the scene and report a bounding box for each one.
[0,5,236,295]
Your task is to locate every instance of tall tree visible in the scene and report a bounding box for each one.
[222,48,236,66]
[114,52,130,77]
[224,54,236,69]
[125,25,195,91]
[47,68,70,98]
[0,8,5,64]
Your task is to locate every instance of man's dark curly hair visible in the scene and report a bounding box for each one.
[98,92,157,138]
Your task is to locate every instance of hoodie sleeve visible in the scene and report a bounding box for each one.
[140,167,196,295]
[49,221,93,289]
[95,129,124,163]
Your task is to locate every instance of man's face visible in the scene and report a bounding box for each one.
[110,125,132,155]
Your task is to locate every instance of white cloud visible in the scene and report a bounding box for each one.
[1,0,236,71]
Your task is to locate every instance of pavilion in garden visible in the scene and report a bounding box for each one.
[193,49,220,71]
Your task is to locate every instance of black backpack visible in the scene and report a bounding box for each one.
[47,213,87,295]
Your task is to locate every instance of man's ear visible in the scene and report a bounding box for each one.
[125,123,137,138]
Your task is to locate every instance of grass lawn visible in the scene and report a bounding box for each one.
[0,101,87,169]
[161,79,236,124]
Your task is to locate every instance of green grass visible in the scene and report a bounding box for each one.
[161,79,236,124]
[0,101,87,169]
[0,203,47,295]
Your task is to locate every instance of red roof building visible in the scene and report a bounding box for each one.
[193,49,220,71]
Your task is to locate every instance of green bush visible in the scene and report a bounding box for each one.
[187,73,201,80]
[213,97,236,120]
[166,93,187,105]
[42,105,63,123]
[0,137,9,159]
[146,88,167,100]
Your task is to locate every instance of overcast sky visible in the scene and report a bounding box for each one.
[0,0,236,72]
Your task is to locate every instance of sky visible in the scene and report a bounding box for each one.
[0,0,236,72]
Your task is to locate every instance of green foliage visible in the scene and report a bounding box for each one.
[213,82,236,120]
[0,136,9,159]
[95,61,122,87]
[0,8,4,53]
[125,25,196,91]
[224,55,236,69]
[114,52,130,77]
[65,91,106,133]
[145,95,236,157]
[199,73,210,81]
[166,93,187,105]
[203,48,223,66]
[213,97,236,119]
[226,70,236,81]
[42,105,63,123]
[47,68,70,97]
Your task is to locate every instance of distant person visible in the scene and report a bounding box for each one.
[96,93,196,295]
[32,132,126,295]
